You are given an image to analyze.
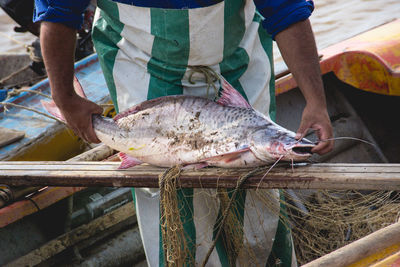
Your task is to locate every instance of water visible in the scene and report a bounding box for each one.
[0,1,399,68]
[312,0,400,49]
[273,0,400,73]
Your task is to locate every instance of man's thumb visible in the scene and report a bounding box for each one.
[296,122,309,140]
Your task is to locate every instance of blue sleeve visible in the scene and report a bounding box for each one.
[33,0,91,29]
[254,0,314,39]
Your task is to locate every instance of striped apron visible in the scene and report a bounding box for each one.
[92,0,296,266]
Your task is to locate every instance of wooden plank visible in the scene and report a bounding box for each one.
[370,250,400,267]
[1,162,400,190]
[0,127,24,148]
[303,221,400,267]
[0,145,114,228]
[1,161,400,170]
[351,244,400,267]
[0,187,84,228]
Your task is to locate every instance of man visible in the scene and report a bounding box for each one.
[34,0,333,266]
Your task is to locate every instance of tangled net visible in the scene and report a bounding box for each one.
[285,189,400,265]
[157,166,400,266]
[159,166,190,266]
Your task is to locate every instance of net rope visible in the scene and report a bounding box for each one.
[156,165,400,266]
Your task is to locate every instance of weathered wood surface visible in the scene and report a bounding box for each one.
[1,162,400,190]
[0,127,24,148]
[0,145,114,228]
[6,201,136,267]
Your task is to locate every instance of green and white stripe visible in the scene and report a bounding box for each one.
[92,0,295,266]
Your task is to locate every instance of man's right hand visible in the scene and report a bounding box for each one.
[40,21,103,144]
[54,92,103,143]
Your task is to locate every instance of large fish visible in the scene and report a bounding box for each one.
[43,77,315,169]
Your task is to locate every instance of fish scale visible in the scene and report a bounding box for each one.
[113,96,256,165]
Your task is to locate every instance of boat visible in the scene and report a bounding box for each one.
[0,53,112,161]
[0,54,125,265]
[276,19,400,97]
[0,19,399,266]
[275,19,400,164]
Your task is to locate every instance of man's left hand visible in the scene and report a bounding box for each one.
[295,104,334,155]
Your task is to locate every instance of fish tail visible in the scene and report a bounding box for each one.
[41,76,87,122]
[40,99,65,122]
[72,75,87,98]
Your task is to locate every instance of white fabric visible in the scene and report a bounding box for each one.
[239,20,272,116]
[96,1,286,266]
[134,188,161,267]
[114,4,153,112]
[187,2,225,66]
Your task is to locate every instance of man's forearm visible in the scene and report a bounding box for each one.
[40,21,103,143]
[275,19,326,108]
[275,19,333,154]
[40,22,77,106]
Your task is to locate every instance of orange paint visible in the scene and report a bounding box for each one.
[369,250,400,267]
[0,187,85,228]
[349,244,400,267]
[276,19,400,96]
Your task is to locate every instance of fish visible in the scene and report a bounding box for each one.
[42,77,315,169]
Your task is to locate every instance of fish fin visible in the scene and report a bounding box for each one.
[182,162,209,170]
[117,152,142,169]
[41,100,65,122]
[41,75,87,122]
[202,147,250,164]
[73,75,87,98]
[217,77,252,109]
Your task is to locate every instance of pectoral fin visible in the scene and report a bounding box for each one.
[117,152,142,169]
[201,147,251,164]
[182,162,209,170]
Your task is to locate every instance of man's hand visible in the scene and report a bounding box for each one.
[295,104,333,155]
[55,92,103,143]
[40,21,102,143]
[275,19,334,155]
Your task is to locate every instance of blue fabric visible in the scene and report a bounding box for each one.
[114,0,222,8]
[255,0,314,39]
[0,89,8,102]
[34,0,313,36]
[34,0,91,29]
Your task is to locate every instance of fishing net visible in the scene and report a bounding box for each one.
[284,189,400,265]
[156,166,400,266]
[116,66,398,265]
[159,166,190,266]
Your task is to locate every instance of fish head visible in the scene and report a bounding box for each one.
[250,127,315,163]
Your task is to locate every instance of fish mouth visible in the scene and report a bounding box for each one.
[292,146,314,155]
[291,145,314,156]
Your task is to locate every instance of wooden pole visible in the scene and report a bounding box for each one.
[0,145,115,228]
[1,162,400,190]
